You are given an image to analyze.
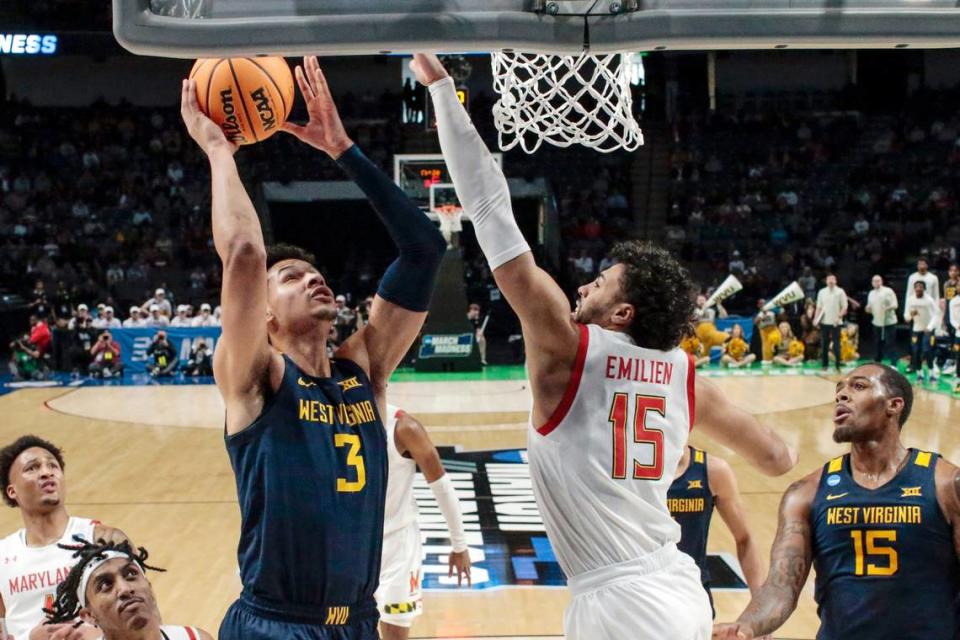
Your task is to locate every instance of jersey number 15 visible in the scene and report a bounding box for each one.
[609,393,665,481]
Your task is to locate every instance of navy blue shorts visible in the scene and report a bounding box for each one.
[219,599,379,640]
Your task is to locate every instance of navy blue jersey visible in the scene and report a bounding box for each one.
[811,450,959,639]
[668,447,715,586]
[225,355,387,623]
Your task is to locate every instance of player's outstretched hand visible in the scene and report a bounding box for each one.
[180,79,236,157]
[410,54,450,87]
[448,549,472,587]
[281,56,354,159]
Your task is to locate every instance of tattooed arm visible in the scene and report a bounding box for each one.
[713,472,818,639]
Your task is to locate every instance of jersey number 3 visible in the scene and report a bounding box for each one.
[609,393,665,481]
[334,433,366,493]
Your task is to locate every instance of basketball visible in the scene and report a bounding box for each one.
[189,57,294,146]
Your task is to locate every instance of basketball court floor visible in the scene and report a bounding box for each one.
[3,367,958,639]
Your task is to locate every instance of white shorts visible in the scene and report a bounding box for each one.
[565,544,712,640]
[375,520,423,628]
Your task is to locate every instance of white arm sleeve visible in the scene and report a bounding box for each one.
[429,77,531,270]
[951,299,960,332]
[428,474,468,552]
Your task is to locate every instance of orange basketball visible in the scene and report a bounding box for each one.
[190,57,294,146]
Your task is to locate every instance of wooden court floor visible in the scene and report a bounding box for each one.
[3,372,959,639]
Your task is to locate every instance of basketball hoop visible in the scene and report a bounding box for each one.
[436,206,463,248]
[491,50,644,154]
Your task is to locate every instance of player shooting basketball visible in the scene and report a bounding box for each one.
[413,54,797,640]
[180,55,445,640]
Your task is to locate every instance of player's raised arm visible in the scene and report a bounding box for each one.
[713,475,816,640]
[180,79,271,413]
[282,57,446,392]
[695,377,797,476]
[412,54,579,365]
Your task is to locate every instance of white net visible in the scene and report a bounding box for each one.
[491,51,644,154]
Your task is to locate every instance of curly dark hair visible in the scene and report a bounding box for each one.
[608,241,696,351]
[0,436,65,508]
[45,536,164,624]
[266,243,317,271]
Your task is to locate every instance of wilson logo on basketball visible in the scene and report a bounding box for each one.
[218,88,247,144]
[250,87,277,132]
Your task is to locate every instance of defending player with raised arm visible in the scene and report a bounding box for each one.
[181,55,445,640]
[714,363,960,639]
[0,436,129,640]
[413,53,795,640]
[377,407,470,640]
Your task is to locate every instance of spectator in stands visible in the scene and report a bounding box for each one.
[122,307,146,328]
[146,331,177,377]
[864,274,898,364]
[906,257,940,305]
[184,339,213,376]
[144,305,169,328]
[141,288,172,318]
[334,295,356,339]
[798,267,817,300]
[904,280,940,381]
[28,315,51,357]
[93,306,121,329]
[71,314,96,375]
[7,333,46,381]
[191,303,218,327]
[325,326,339,360]
[68,304,91,330]
[88,331,123,378]
[170,305,193,327]
[29,280,50,319]
[814,274,848,373]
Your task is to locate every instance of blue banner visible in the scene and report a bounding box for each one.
[111,327,221,374]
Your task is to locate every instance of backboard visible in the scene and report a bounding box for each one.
[117,0,960,58]
[394,153,502,211]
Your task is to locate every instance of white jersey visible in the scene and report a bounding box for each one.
[527,324,694,578]
[0,517,96,639]
[383,405,419,536]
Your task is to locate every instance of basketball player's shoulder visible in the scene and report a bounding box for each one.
[930,451,960,516]
[783,465,823,510]
[0,527,23,551]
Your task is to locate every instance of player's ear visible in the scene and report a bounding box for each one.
[79,607,96,626]
[887,396,904,420]
[5,484,16,505]
[610,303,634,329]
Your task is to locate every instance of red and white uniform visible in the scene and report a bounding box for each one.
[527,324,711,639]
[0,517,96,639]
[374,406,423,627]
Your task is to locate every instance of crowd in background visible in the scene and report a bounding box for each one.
[5,68,960,379]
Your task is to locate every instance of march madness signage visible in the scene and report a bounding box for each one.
[418,333,474,359]
[420,448,747,592]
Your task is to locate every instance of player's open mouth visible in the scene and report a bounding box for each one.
[40,480,56,491]
[833,405,852,423]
